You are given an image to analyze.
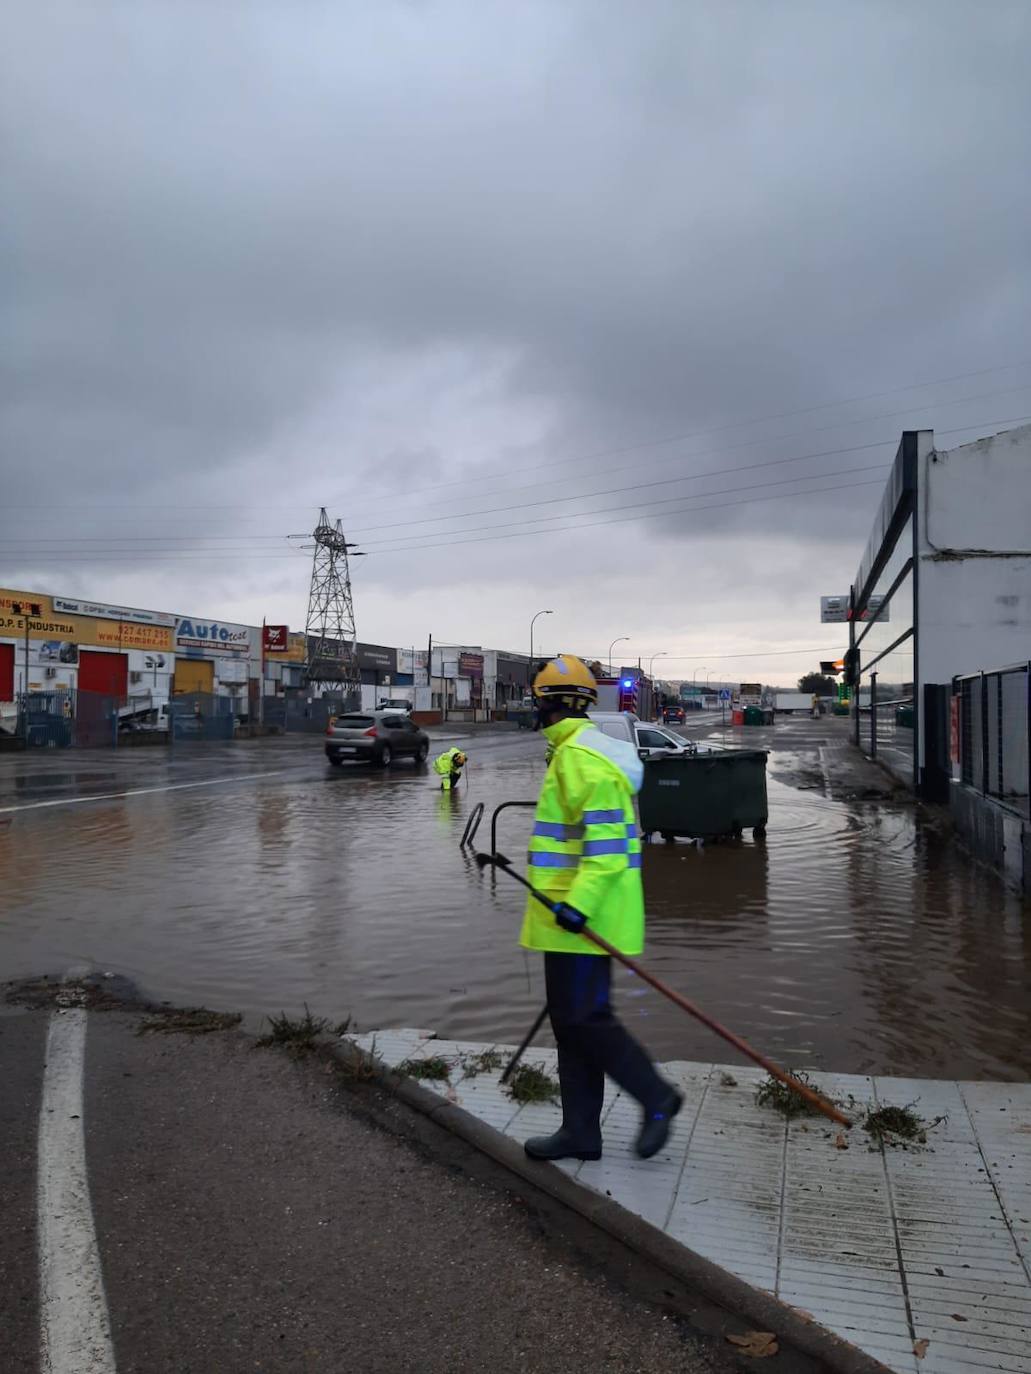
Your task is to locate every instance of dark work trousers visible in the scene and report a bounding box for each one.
[544,952,668,1145]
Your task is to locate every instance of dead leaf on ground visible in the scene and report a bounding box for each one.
[913,1338,929,1359]
[726,1330,779,1358]
[951,1313,968,1322]
[720,1072,738,1087]
[834,1130,849,1150]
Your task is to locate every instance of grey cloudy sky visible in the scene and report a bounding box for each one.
[3,0,1030,684]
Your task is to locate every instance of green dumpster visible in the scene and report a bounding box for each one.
[639,749,768,841]
[895,705,914,729]
[743,705,764,726]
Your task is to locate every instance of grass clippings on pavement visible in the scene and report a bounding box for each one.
[395,1056,452,1082]
[504,1063,560,1105]
[862,1102,943,1147]
[461,1049,504,1078]
[754,1071,823,1119]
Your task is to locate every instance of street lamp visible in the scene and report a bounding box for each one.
[648,651,668,678]
[692,665,707,686]
[608,636,629,673]
[529,609,553,669]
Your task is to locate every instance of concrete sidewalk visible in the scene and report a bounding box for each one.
[352,1029,1031,1374]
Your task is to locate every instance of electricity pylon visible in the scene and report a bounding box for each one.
[304,508,361,705]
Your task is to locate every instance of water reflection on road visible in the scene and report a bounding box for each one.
[1,728,1028,1079]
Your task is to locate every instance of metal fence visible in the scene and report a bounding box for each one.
[169,693,236,742]
[283,692,347,734]
[11,689,169,749]
[955,663,1030,816]
[4,687,364,749]
[857,676,915,783]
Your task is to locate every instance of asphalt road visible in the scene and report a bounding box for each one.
[1,992,739,1374]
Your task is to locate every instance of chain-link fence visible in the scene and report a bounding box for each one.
[955,663,1030,815]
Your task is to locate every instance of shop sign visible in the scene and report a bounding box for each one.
[397,648,428,674]
[820,594,889,624]
[459,651,484,679]
[263,624,289,653]
[1,590,175,651]
[53,596,176,627]
[175,617,250,654]
[357,642,396,672]
[1,589,51,616]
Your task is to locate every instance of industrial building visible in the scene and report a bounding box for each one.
[848,423,1031,887]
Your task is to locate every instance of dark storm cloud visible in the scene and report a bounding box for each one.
[1,0,1029,648]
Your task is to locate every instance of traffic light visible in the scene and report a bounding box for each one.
[842,649,858,687]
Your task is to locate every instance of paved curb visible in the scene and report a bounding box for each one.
[333,1038,894,1374]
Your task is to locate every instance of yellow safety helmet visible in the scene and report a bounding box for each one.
[532,655,598,711]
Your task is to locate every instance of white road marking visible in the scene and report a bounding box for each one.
[0,769,285,814]
[38,1006,117,1373]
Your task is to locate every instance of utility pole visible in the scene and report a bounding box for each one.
[304,508,362,709]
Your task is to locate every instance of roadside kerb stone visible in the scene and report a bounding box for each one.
[333,1036,894,1374]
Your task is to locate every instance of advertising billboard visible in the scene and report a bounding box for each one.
[175,617,250,655]
[52,596,175,628]
[263,624,289,653]
[820,595,890,624]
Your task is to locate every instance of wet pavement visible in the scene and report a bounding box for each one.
[1,718,1029,1081]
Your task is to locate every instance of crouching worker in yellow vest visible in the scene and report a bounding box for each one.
[432,746,467,791]
[521,655,682,1162]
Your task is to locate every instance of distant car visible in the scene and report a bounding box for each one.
[325,710,429,768]
[662,704,686,725]
[589,710,699,761]
[376,698,412,713]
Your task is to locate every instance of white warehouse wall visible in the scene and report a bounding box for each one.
[917,423,1031,767]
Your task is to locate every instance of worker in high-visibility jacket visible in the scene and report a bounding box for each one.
[432,746,467,791]
[520,655,682,1163]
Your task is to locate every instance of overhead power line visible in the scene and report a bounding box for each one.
[5,410,1028,562]
[348,385,1031,535]
[357,461,892,549]
[364,476,889,556]
[333,358,1031,506]
[2,356,1028,515]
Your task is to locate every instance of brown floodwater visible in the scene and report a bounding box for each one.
[1,729,1028,1079]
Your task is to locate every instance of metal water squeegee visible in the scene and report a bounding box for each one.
[476,849,851,1127]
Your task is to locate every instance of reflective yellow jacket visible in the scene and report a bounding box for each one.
[519,717,644,955]
[433,747,465,777]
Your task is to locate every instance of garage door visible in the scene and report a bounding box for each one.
[78,649,128,698]
[0,643,13,701]
[174,659,215,695]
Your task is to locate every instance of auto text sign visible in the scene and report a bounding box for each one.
[176,617,250,654]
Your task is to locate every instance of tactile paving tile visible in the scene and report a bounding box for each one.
[350,1036,1031,1374]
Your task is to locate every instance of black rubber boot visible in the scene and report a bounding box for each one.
[635,1088,684,1159]
[524,1129,602,1162]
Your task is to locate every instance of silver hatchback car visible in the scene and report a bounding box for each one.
[325,710,430,768]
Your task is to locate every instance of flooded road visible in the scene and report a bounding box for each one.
[1,722,1028,1080]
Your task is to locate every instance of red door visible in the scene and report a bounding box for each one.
[0,643,13,701]
[78,650,128,698]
